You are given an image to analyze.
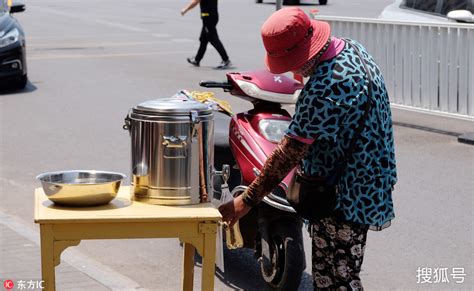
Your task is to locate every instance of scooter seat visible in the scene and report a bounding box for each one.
[229,70,304,105]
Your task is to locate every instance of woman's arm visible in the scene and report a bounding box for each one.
[241,135,311,206]
[219,135,311,226]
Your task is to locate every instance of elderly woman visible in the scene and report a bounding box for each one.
[219,7,397,290]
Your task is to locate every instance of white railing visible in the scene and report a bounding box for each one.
[312,15,474,119]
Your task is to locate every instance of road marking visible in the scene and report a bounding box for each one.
[92,19,149,33]
[31,6,148,33]
[28,41,172,49]
[28,50,195,60]
[151,33,172,38]
[26,33,153,40]
[0,210,143,291]
[170,38,196,43]
[27,40,196,51]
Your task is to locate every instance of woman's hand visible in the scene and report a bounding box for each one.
[218,194,251,227]
[181,9,187,16]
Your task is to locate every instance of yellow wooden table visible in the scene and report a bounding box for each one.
[34,186,221,291]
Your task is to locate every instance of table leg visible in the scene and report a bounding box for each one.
[40,224,56,291]
[182,242,195,291]
[201,232,217,291]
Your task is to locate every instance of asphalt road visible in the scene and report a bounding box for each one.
[1,0,473,290]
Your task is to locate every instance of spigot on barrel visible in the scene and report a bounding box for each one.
[214,164,230,184]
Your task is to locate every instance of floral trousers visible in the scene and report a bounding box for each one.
[311,215,370,291]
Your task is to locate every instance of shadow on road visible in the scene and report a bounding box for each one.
[194,247,314,290]
[0,81,37,95]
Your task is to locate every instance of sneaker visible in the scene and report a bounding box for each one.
[187,57,200,67]
[215,60,232,70]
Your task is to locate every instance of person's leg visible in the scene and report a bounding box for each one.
[311,216,369,291]
[195,21,209,62]
[332,219,369,290]
[204,17,229,62]
[311,217,338,290]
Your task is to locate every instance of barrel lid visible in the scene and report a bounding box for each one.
[133,98,212,116]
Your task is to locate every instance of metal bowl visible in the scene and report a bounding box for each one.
[36,170,127,206]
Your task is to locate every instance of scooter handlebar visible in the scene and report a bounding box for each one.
[199,81,233,90]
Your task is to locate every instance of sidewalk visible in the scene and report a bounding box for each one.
[0,224,109,291]
[0,211,143,291]
[390,107,474,147]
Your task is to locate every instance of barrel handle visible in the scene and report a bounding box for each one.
[162,136,188,148]
[123,109,132,131]
[162,136,188,159]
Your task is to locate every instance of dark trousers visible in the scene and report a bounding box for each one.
[311,215,370,290]
[195,16,229,62]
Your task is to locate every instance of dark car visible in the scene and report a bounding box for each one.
[0,1,27,90]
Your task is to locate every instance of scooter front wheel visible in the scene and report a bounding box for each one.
[260,218,305,290]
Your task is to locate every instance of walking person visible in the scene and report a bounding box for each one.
[181,0,232,69]
[219,7,397,290]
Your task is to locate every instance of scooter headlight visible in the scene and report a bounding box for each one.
[258,119,290,143]
[0,28,20,48]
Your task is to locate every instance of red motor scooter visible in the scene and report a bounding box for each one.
[200,70,306,290]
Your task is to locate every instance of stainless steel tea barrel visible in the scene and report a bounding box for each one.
[124,98,214,205]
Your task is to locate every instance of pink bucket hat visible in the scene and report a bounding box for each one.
[261,7,331,74]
